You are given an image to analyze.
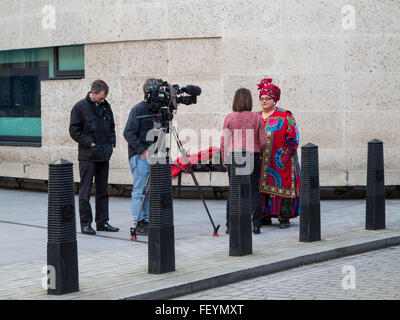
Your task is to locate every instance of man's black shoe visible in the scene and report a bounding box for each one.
[81,225,96,235]
[262,217,272,225]
[136,220,149,236]
[96,222,119,232]
[253,226,261,234]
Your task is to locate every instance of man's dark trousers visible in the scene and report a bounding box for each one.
[79,160,110,227]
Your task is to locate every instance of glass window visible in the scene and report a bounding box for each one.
[58,46,85,71]
[0,45,84,146]
[54,45,85,78]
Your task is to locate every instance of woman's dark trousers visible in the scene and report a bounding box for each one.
[226,152,262,229]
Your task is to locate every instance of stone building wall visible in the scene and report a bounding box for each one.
[0,0,399,187]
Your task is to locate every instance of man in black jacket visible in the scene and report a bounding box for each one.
[69,80,119,235]
[123,78,163,236]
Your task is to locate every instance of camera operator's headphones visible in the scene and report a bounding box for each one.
[144,79,160,101]
[150,79,159,90]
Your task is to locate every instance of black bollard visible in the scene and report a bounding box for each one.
[300,143,321,242]
[47,159,79,295]
[229,151,252,256]
[148,155,175,274]
[366,139,385,230]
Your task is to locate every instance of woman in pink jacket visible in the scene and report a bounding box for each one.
[220,88,268,235]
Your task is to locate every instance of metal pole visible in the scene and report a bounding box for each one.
[299,143,321,242]
[148,155,175,274]
[47,159,79,295]
[366,139,385,230]
[229,151,252,256]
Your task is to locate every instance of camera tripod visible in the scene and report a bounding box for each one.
[130,122,220,240]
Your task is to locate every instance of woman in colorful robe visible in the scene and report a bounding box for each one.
[257,78,301,229]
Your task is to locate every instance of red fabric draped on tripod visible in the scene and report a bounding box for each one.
[171,146,220,177]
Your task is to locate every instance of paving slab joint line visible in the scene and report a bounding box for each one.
[122,235,400,300]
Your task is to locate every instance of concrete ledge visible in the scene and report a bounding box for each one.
[0,163,25,178]
[3,176,400,200]
[125,236,400,300]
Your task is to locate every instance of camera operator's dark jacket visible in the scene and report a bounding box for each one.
[123,100,155,160]
[69,92,116,161]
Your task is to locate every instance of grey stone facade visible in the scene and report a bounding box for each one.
[0,0,399,187]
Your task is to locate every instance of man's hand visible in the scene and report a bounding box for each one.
[90,143,96,147]
[140,150,148,159]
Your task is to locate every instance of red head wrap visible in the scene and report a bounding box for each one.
[257,78,281,103]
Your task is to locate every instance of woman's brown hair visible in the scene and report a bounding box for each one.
[232,88,252,112]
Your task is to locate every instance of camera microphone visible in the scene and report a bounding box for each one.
[181,85,201,96]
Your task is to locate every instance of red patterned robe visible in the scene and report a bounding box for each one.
[257,107,301,220]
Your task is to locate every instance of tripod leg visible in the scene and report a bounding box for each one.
[137,172,150,224]
[171,127,220,236]
[130,227,137,240]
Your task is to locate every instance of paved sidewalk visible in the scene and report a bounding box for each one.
[0,188,399,300]
[174,246,400,300]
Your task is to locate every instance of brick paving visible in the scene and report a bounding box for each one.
[0,189,399,300]
[175,246,400,300]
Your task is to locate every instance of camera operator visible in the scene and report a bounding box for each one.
[123,78,164,236]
